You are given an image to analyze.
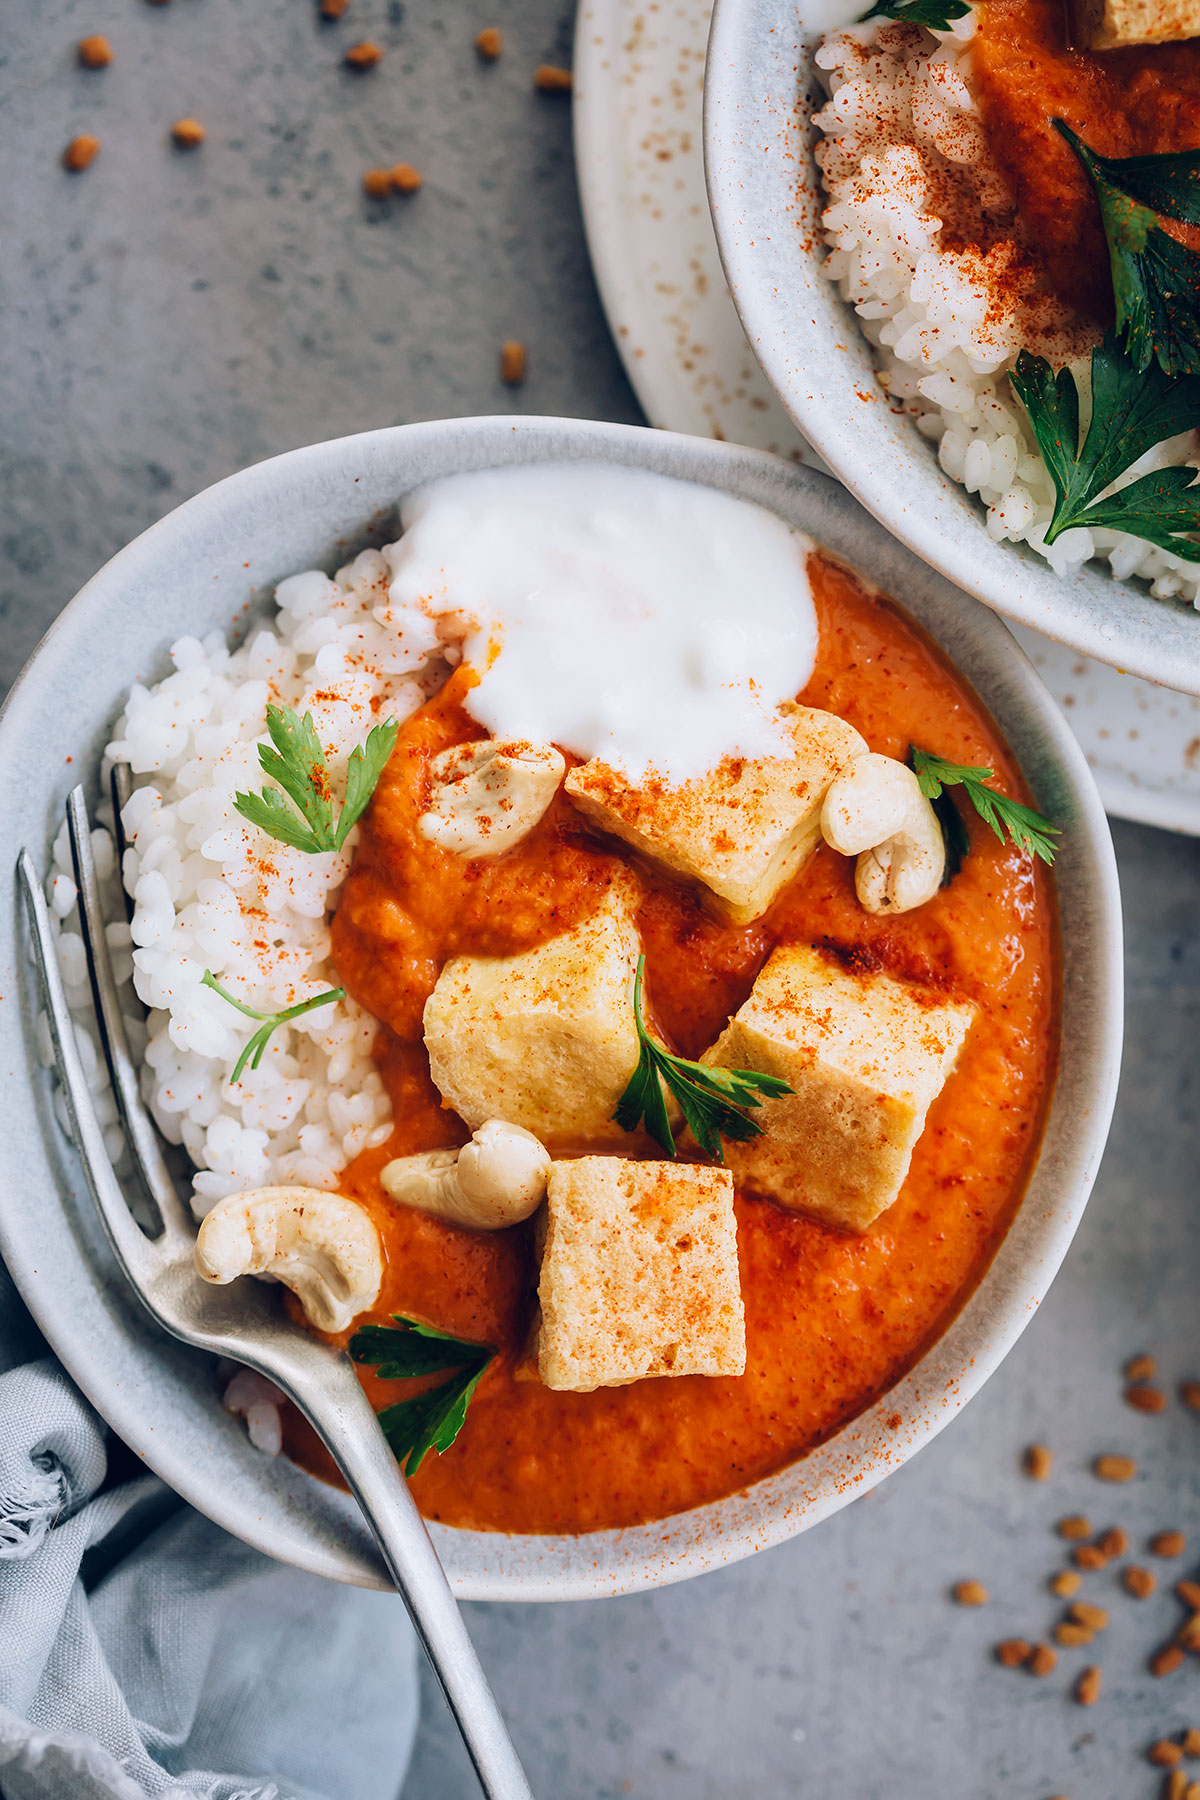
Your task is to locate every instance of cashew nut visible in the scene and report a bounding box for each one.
[195,1186,383,1334]
[820,752,945,914]
[419,739,566,858]
[381,1119,551,1229]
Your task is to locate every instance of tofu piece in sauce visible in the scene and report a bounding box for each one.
[536,1156,746,1392]
[565,706,866,926]
[704,944,976,1231]
[1073,0,1200,48]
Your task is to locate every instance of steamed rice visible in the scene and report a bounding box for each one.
[812,10,1200,604]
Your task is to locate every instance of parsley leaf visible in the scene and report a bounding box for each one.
[200,971,345,1084]
[858,0,971,27]
[613,955,793,1161]
[349,1315,494,1476]
[910,748,1060,865]
[234,703,399,855]
[1009,332,1200,560]
[1054,120,1200,378]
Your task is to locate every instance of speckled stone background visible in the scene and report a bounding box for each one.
[4,6,1200,1799]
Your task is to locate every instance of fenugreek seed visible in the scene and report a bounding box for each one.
[321,0,351,16]
[391,163,422,193]
[1127,1384,1168,1413]
[996,1638,1032,1668]
[1095,1454,1138,1483]
[1124,1565,1157,1598]
[1073,1544,1109,1571]
[1178,1581,1200,1610]
[1182,1728,1200,1756]
[362,168,392,199]
[1152,1644,1187,1677]
[77,34,112,67]
[344,40,383,69]
[1150,1741,1185,1768]
[500,340,526,385]
[1051,1570,1083,1597]
[533,63,573,91]
[954,1580,989,1606]
[1176,1615,1200,1653]
[1054,1622,1094,1647]
[1058,1515,1093,1541]
[1028,1643,1057,1677]
[1070,1601,1109,1632]
[1025,1444,1053,1480]
[62,134,100,171]
[475,26,503,59]
[1098,1527,1129,1558]
[1170,1774,1190,1800]
[1075,1665,1101,1706]
[171,118,205,149]
[1126,1353,1157,1382]
[1180,1381,1200,1412]
[1153,1531,1187,1558]
[1187,1782,1200,1800]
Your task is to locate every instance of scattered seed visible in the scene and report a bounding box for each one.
[1028,1643,1057,1677]
[996,1638,1032,1668]
[1054,1622,1095,1647]
[1051,1570,1083,1597]
[1124,1566,1157,1598]
[1075,1665,1101,1706]
[1154,1532,1188,1558]
[1069,1601,1109,1632]
[1152,1644,1187,1677]
[533,63,573,91]
[953,1580,989,1606]
[1176,1615,1200,1653]
[171,117,205,149]
[1127,1384,1168,1413]
[1170,1775,1191,1800]
[475,26,503,59]
[62,134,100,171]
[77,34,112,67]
[1151,1741,1185,1768]
[1178,1581,1200,1609]
[1181,1381,1200,1412]
[1095,1454,1137,1483]
[391,163,423,193]
[1126,1353,1157,1381]
[1182,1729,1200,1756]
[362,167,392,198]
[1073,1544,1110,1571]
[1097,1527,1129,1558]
[1058,1515,1093,1541]
[345,40,383,69]
[1187,1783,1200,1800]
[321,0,351,15]
[500,340,526,385]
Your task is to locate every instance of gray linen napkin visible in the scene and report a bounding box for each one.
[0,1265,418,1800]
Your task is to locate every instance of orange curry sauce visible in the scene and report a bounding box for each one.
[973,0,1200,322]
[281,553,1059,1534]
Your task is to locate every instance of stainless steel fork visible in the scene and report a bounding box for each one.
[18,781,534,1800]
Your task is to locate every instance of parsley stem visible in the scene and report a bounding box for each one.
[201,970,346,1084]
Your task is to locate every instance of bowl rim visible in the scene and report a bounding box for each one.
[702,0,1200,697]
[0,415,1123,1601]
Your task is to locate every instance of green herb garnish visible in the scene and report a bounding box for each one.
[349,1315,494,1476]
[201,970,345,1084]
[1054,120,1200,378]
[234,703,399,855]
[910,748,1060,865]
[1009,331,1200,560]
[858,0,970,25]
[908,748,969,885]
[613,954,793,1161]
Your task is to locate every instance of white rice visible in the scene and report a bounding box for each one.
[812,11,1200,604]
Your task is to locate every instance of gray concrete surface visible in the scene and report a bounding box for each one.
[4,5,1199,1798]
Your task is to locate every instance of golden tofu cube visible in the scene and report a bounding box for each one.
[705,944,976,1231]
[537,1156,746,1391]
[423,884,642,1147]
[565,706,866,926]
[1074,0,1200,47]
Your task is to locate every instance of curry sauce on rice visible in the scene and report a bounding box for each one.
[81,463,1059,1535]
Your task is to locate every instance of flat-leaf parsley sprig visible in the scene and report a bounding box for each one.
[234,702,399,855]
[201,970,345,1084]
[858,0,970,28]
[349,1315,494,1476]
[910,748,1060,865]
[1009,331,1200,562]
[614,955,793,1162]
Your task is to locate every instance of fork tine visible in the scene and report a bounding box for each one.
[18,848,159,1288]
[110,762,135,924]
[66,787,194,1245]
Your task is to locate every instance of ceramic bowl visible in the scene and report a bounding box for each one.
[0,416,1122,1600]
[703,0,1200,695]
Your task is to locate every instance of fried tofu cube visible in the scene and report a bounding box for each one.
[536,1156,746,1391]
[565,706,866,926]
[704,944,976,1231]
[1073,0,1200,48]
[423,884,642,1147]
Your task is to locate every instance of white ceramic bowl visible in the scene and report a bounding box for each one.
[0,416,1122,1600]
[703,0,1200,695]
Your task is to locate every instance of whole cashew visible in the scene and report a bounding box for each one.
[820,753,946,914]
[195,1185,382,1334]
[381,1119,551,1229]
[419,739,566,858]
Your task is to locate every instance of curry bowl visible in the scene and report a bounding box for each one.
[704,0,1200,696]
[0,416,1121,1600]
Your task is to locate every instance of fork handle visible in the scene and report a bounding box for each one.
[295,1368,534,1800]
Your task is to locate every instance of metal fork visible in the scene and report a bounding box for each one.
[18,780,534,1800]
